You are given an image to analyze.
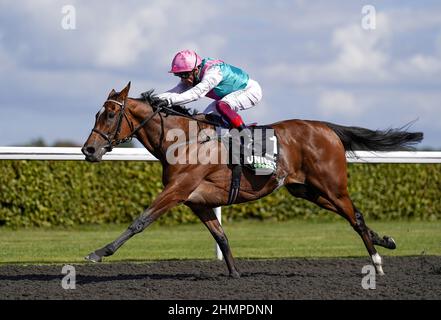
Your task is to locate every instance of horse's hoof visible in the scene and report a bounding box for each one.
[229,271,241,279]
[375,265,385,276]
[85,252,102,263]
[371,253,385,276]
[384,236,397,250]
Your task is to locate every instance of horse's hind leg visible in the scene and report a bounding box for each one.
[286,183,387,275]
[286,183,338,212]
[353,205,396,250]
[189,206,240,279]
[324,194,387,275]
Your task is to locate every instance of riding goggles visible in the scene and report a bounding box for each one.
[174,71,192,79]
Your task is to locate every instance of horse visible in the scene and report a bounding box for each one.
[82,82,423,278]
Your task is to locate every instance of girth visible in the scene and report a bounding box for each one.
[227,164,242,205]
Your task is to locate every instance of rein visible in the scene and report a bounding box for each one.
[156,104,221,127]
[92,95,223,151]
[140,89,222,127]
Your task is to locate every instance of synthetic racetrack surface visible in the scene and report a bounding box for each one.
[0,256,440,300]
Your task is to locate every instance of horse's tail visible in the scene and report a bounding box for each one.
[324,122,423,152]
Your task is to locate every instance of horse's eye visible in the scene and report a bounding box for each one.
[108,112,115,119]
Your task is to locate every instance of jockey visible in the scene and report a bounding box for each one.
[157,49,262,146]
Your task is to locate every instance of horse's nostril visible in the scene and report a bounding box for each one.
[86,146,96,155]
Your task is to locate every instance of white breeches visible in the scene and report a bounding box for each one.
[203,79,263,115]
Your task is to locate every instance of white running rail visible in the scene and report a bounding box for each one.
[1,147,440,163]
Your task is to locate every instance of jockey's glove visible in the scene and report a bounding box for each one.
[152,96,172,109]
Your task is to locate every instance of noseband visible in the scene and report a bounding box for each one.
[92,98,162,151]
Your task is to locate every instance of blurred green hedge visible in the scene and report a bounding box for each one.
[0,160,440,227]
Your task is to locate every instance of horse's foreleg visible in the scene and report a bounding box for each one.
[85,210,159,262]
[190,206,240,278]
[85,185,190,263]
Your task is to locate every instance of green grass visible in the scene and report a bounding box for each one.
[0,220,440,264]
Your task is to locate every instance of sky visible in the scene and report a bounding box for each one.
[0,0,440,148]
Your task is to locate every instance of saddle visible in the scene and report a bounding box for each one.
[200,114,279,204]
[217,126,278,172]
[204,113,229,128]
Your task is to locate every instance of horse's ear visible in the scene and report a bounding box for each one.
[119,81,131,100]
[108,89,117,98]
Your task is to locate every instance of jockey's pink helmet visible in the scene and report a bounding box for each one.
[169,50,202,73]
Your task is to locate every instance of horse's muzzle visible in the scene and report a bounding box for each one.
[82,145,105,162]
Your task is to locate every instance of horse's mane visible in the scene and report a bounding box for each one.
[137,89,198,116]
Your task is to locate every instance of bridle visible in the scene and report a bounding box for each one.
[91,93,222,151]
[92,98,162,151]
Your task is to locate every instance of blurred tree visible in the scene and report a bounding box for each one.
[417,146,441,151]
[52,140,81,147]
[117,140,135,148]
[25,138,47,147]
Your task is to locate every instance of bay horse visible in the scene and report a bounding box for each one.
[82,82,423,278]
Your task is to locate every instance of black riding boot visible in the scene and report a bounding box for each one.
[236,124,254,167]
